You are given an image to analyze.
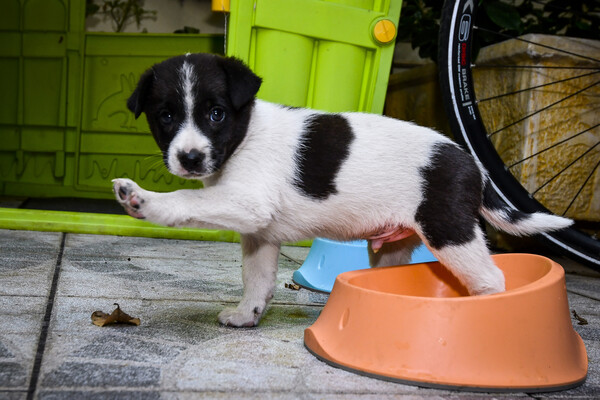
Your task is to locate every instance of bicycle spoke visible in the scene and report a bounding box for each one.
[477,70,600,103]
[440,0,600,266]
[488,79,600,138]
[562,159,600,217]
[507,124,600,169]
[474,25,600,63]
[532,142,600,196]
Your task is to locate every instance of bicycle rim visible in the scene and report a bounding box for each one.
[438,0,600,268]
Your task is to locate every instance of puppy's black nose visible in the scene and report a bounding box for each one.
[178,149,205,172]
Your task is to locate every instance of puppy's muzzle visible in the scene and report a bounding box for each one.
[178,149,205,174]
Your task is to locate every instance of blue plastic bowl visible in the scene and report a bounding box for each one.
[292,238,437,293]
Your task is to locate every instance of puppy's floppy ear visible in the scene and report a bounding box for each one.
[127,68,154,119]
[220,56,262,110]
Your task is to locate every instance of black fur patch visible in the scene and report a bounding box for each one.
[482,178,526,223]
[293,114,354,200]
[415,142,482,249]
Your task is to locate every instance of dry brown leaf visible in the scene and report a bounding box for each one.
[91,303,140,327]
[572,309,588,326]
[285,282,300,291]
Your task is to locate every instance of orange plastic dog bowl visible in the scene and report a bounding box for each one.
[304,254,587,392]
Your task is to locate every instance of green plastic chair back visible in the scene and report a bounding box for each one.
[227,0,402,113]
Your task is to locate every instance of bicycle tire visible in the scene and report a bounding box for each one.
[437,0,600,268]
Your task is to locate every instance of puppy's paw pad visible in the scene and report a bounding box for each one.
[112,178,138,199]
[218,308,261,328]
[112,179,145,219]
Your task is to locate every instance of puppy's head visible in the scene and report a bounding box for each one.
[128,53,262,179]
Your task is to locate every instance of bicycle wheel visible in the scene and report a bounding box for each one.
[438,0,600,268]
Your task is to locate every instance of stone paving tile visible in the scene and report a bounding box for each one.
[3,229,600,399]
[60,235,244,303]
[37,391,161,399]
[59,234,325,307]
[280,245,312,265]
[0,393,27,400]
[37,286,442,397]
[0,296,47,391]
[0,230,62,296]
[37,295,325,397]
[566,275,600,302]
[0,230,62,398]
[0,230,62,258]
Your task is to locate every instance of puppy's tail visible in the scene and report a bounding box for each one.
[479,178,573,235]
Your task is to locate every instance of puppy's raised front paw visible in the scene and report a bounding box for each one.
[112,178,146,219]
[218,306,263,328]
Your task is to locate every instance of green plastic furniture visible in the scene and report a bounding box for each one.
[0,0,401,240]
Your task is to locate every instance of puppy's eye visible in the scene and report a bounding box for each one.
[159,111,173,125]
[209,107,225,123]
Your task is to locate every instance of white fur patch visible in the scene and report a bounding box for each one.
[167,61,213,178]
[426,227,505,295]
[481,207,573,236]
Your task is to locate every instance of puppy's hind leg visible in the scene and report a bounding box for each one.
[368,234,423,268]
[424,226,505,296]
[218,235,280,327]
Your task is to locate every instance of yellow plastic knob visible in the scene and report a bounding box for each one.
[212,0,230,12]
[373,19,396,44]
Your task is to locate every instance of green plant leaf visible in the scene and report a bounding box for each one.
[484,1,523,33]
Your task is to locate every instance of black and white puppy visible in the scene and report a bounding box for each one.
[113,53,572,327]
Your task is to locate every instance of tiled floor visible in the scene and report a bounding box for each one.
[1,228,599,399]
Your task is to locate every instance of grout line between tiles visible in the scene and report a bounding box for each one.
[567,288,600,302]
[27,232,66,400]
[279,252,305,266]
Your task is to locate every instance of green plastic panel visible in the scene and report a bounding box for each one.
[0,0,229,240]
[0,0,402,242]
[227,0,402,113]
[0,0,81,199]
[0,0,224,200]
